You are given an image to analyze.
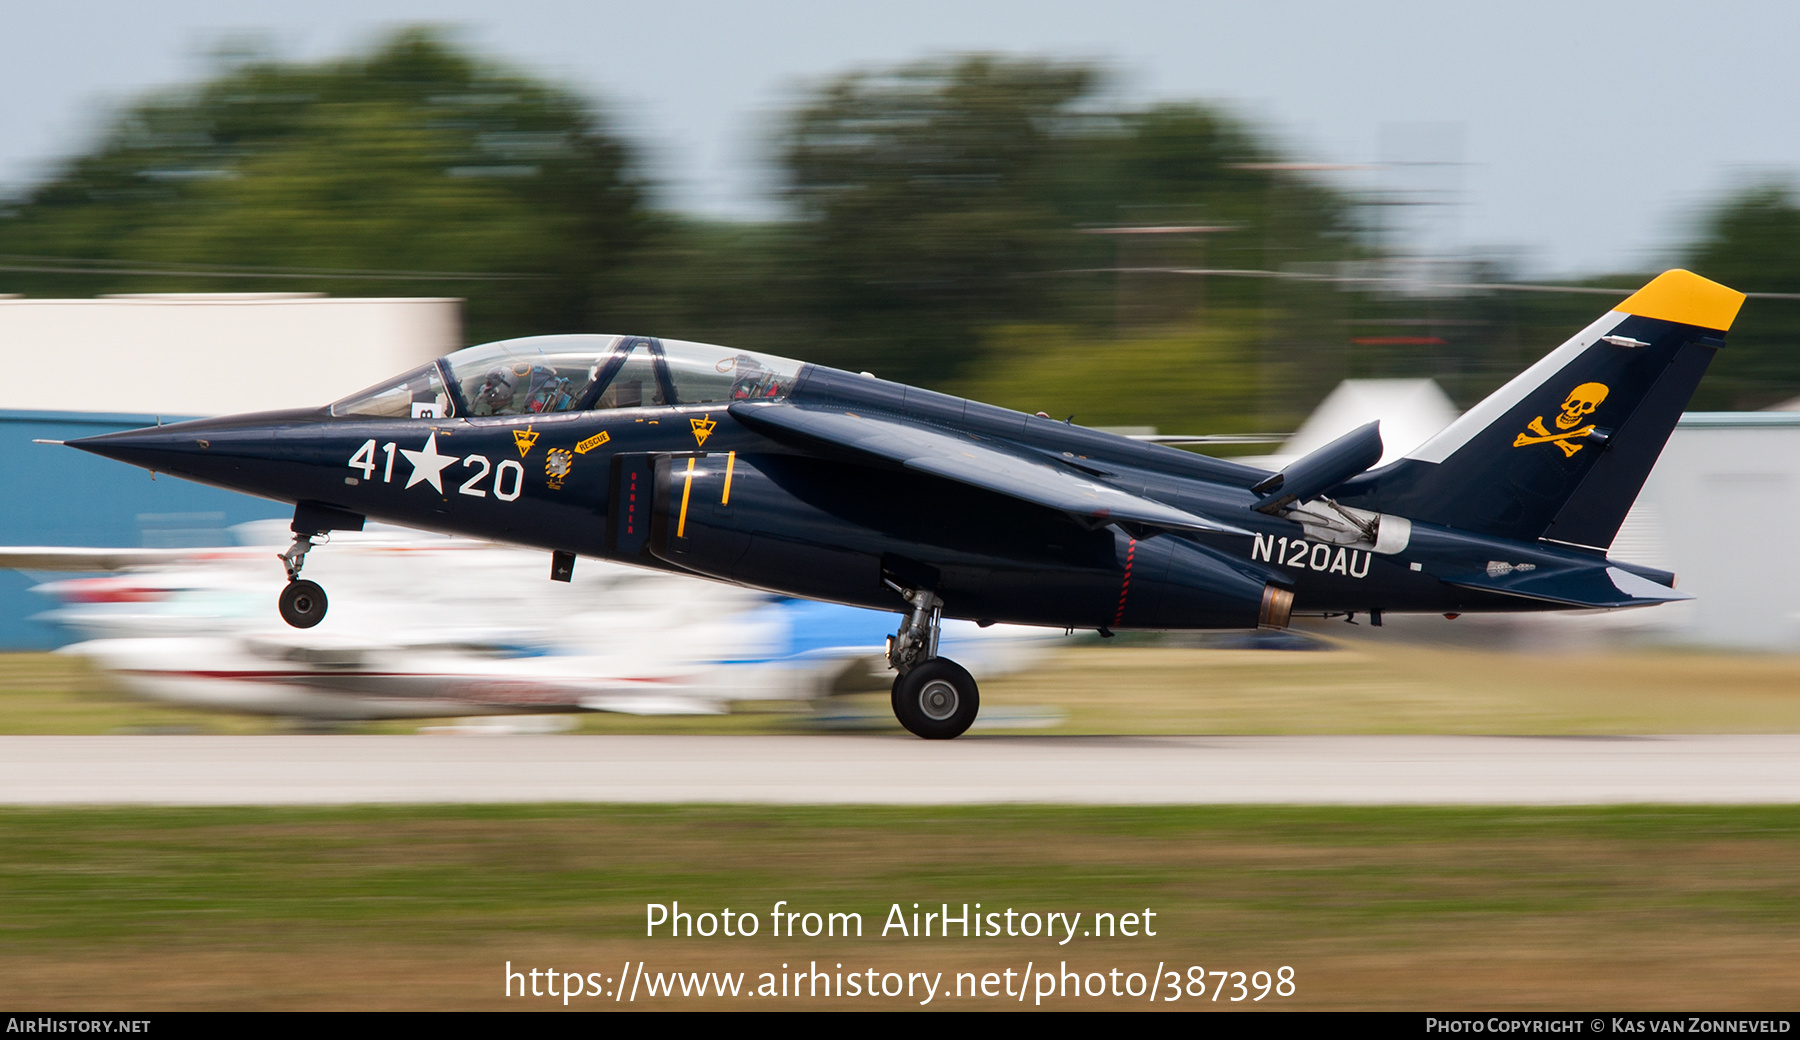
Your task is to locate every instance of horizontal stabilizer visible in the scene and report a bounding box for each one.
[730,402,1250,535]
[1445,563,1691,610]
[1251,421,1382,514]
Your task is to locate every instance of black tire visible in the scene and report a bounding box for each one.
[891,658,979,740]
[278,579,328,629]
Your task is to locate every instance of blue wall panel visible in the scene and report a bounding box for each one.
[0,411,288,649]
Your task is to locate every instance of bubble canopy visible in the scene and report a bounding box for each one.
[330,335,804,419]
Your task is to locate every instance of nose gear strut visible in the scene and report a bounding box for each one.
[278,533,322,584]
[276,533,328,629]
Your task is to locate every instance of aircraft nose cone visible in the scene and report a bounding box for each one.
[65,408,328,486]
[68,424,227,470]
[69,419,257,471]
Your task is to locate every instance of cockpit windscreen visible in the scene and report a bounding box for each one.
[330,335,805,419]
[658,339,802,405]
[330,363,451,419]
[444,336,617,417]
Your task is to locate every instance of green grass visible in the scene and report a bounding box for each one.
[3,805,1800,1008]
[0,653,280,735]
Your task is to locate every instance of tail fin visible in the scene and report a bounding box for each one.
[1333,269,1745,550]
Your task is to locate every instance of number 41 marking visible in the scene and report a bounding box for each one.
[349,439,399,482]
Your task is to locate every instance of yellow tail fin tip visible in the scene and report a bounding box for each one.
[1616,269,1746,331]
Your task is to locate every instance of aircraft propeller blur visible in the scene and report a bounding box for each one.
[60,269,1746,737]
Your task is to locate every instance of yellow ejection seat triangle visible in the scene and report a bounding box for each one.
[1615,269,1746,332]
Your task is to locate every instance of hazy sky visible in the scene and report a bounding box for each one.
[2,0,1795,275]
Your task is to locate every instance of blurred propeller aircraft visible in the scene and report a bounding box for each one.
[59,269,1744,737]
[6,524,1058,721]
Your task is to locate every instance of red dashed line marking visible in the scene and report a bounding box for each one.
[1113,537,1137,627]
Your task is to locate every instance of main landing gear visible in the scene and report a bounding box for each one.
[277,533,327,629]
[885,586,979,740]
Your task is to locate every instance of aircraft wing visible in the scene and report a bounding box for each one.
[0,547,210,572]
[729,403,1250,535]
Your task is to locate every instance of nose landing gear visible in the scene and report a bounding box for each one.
[277,534,328,629]
[274,503,364,629]
[884,585,979,739]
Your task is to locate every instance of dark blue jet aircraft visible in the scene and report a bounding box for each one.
[64,269,1743,737]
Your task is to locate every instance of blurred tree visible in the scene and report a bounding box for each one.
[950,318,1267,441]
[1686,182,1800,409]
[776,56,1099,381]
[0,29,646,344]
[772,56,1361,386]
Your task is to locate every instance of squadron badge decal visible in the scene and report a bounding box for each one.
[513,427,539,457]
[1513,382,1608,457]
[691,414,717,448]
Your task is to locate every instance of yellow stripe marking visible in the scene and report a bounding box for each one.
[677,457,696,538]
[1616,269,1746,332]
[722,451,736,505]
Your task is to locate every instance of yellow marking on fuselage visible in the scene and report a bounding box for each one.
[722,451,736,505]
[575,431,610,454]
[677,456,696,538]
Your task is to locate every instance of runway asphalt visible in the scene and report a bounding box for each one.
[4,734,1800,805]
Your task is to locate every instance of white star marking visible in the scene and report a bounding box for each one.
[400,432,457,493]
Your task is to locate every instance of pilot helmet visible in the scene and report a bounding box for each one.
[476,366,519,412]
[731,356,775,399]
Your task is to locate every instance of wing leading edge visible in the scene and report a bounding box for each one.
[728,402,1249,535]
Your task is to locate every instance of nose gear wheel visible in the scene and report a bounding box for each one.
[278,579,328,629]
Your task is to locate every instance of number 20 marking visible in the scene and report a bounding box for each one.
[458,456,522,502]
[457,455,522,500]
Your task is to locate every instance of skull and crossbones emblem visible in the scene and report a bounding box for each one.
[1513,382,1609,457]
